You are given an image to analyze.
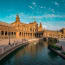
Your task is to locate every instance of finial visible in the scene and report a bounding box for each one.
[40,22,42,27]
[16,14,20,22]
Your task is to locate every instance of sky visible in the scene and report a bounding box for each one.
[0,0,65,30]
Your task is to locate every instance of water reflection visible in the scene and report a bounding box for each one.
[0,40,65,65]
[48,51,58,59]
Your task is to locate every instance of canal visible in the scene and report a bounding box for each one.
[0,40,65,65]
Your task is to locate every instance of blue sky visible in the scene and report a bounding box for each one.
[0,0,65,30]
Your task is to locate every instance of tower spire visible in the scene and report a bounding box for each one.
[38,22,43,31]
[39,22,42,28]
[16,14,20,22]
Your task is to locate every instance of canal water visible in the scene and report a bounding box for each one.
[0,40,65,65]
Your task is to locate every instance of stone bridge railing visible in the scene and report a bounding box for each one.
[0,40,28,55]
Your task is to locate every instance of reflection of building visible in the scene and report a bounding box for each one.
[0,15,43,39]
[0,15,65,39]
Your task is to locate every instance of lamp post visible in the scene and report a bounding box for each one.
[8,26,11,45]
[9,32,10,45]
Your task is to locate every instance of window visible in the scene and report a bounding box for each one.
[22,32,23,36]
[1,31,4,35]
[30,28,32,32]
[30,33,32,36]
[19,32,21,35]
[14,32,16,35]
[12,32,13,35]
[5,31,7,35]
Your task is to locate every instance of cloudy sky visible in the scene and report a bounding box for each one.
[0,0,65,30]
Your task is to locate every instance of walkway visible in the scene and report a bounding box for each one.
[0,38,40,61]
[56,40,65,51]
[0,39,28,61]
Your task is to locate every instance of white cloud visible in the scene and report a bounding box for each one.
[40,6,43,8]
[48,8,55,13]
[6,14,16,19]
[4,13,65,21]
[19,12,24,16]
[28,5,33,9]
[42,22,65,30]
[43,6,46,8]
[43,14,65,18]
[51,9,55,13]
[1,12,65,30]
[32,2,37,7]
[32,2,36,5]
[55,1,59,6]
[19,13,65,19]
[39,5,45,9]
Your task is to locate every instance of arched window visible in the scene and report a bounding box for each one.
[5,31,7,35]
[22,32,23,36]
[24,33,25,36]
[19,32,21,35]
[14,32,16,35]
[30,33,32,36]
[1,31,4,35]
[30,28,32,32]
[12,32,13,35]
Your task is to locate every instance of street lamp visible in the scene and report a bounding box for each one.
[8,26,11,45]
[9,32,11,45]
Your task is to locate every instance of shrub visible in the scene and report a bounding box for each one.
[50,45,62,50]
[62,52,65,55]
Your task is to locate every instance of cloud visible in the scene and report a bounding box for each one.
[1,12,65,30]
[42,21,65,30]
[40,6,43,8]
[43,6,46,8]
[6,14,16,19]
[40,6,46,9]
[54,1,59,6]
[43,14,65,18]
[32,2,36,5]
[49,8,55,13]
[51,9,55,13]
[4,13,65,21]
[28,5,33,9]
[32,2,37,8]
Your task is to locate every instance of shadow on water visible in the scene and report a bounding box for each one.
[48,50,58,59]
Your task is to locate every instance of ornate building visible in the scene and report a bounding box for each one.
[0,15,65,39]
[0,15,43,39]
[43,29,65,39]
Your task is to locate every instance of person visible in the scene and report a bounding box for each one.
[61,45,62,49]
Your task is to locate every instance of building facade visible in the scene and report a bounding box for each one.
[0,15,65,39]
[43,29,65,39]
[0,15,42,39]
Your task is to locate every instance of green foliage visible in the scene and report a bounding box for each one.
[48,37,58,45]
[62,52,65,55]
[50,45,62,50]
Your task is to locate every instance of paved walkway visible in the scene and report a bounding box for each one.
[0,41,28,61]
[0,38,40,61]
[0,39,23,46]
[56,40,65,51]
[0,38,40,46]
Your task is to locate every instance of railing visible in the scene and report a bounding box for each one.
[0,40,28,55]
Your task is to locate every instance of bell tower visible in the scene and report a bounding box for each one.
[16,14,20,23]
[38,22,43,31]
[39,22,42,28]
[15,15,21,39]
